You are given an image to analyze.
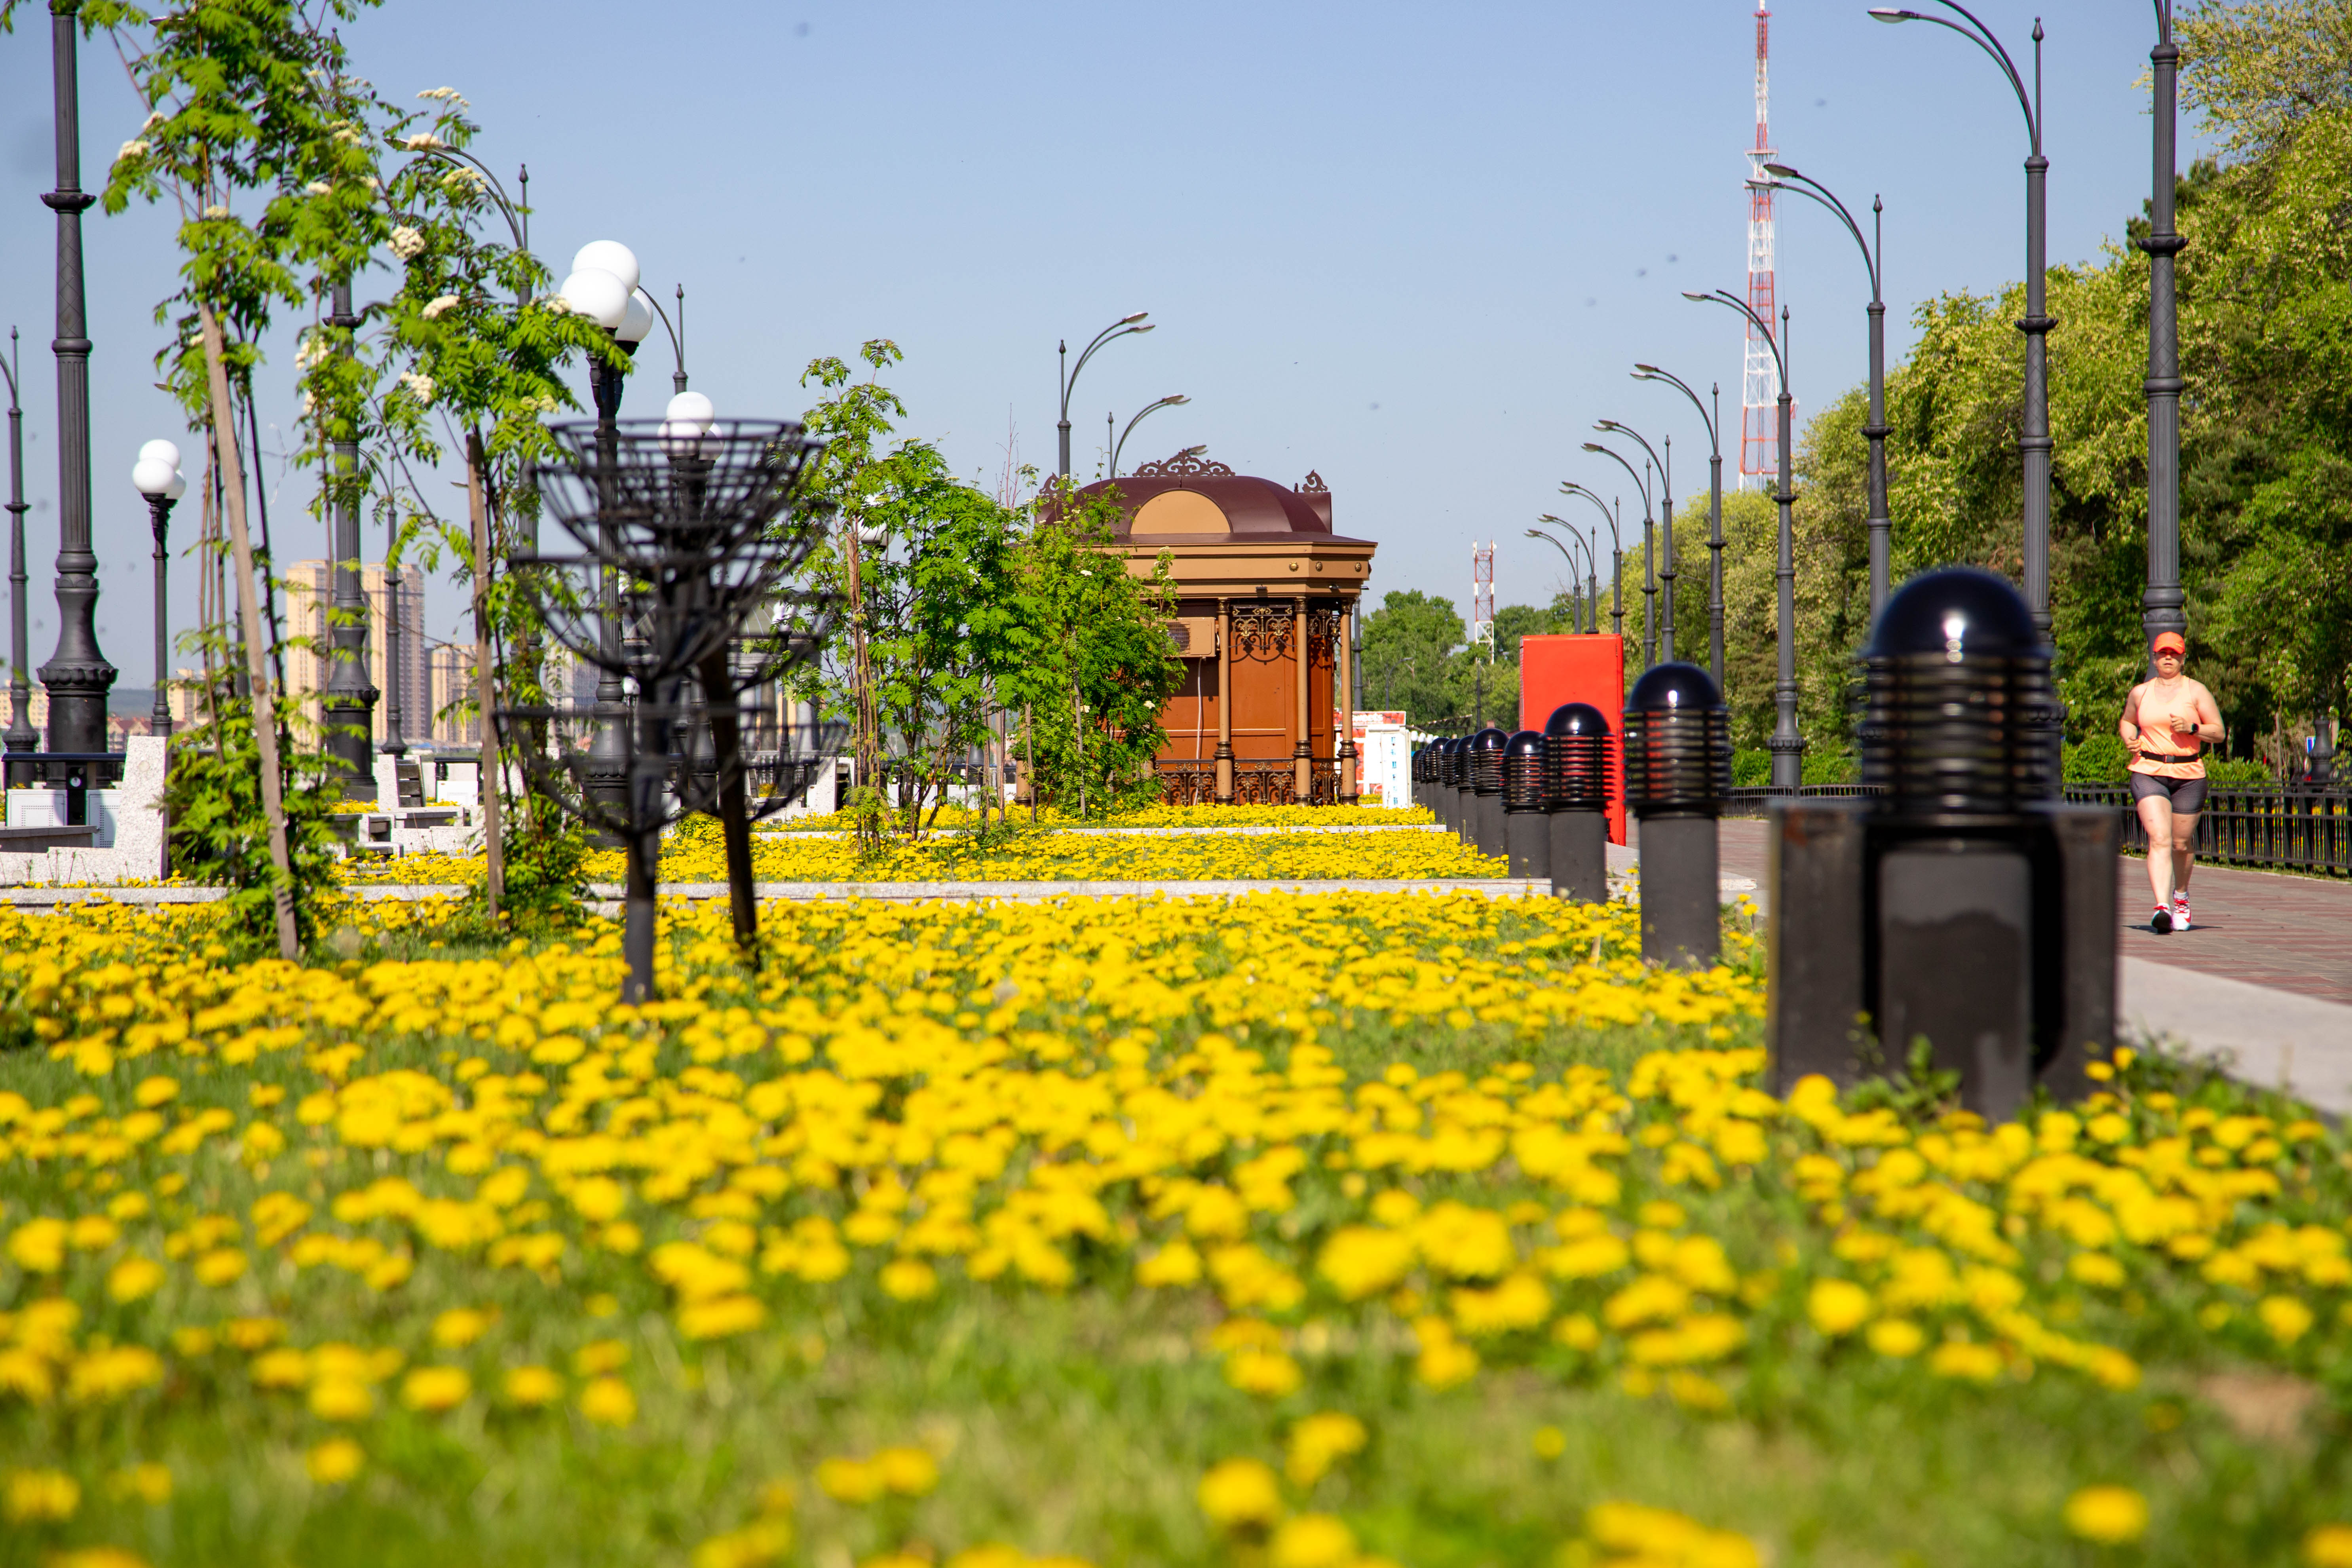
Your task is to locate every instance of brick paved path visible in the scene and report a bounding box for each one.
[1714,819,2352,1007]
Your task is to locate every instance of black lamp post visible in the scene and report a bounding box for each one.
[1871,3,2050,645]
[1556,483,1622,640]
[131,443,185,739]
[1633,364,1725,688]
[37,0,116,756]
[1581,439,1656,668]
[322,276,377,782]
[1111,394,1189,477]
[1753,166,1893,618]
[3,329,33,754]
[1057,313,1153,481]
[2139,0,2187,671]
[1687,286,1803,788]
[1525,524,1590,634]
[1596,420,1675,663]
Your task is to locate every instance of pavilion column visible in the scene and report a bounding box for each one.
[1336,595,1358,805]
[1292,593,1311,802]
[1214,595,1233,803]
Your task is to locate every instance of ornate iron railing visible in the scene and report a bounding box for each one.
[1150,758,1343,807]
[1717,785,1884,818]
[2063,784,2350,877]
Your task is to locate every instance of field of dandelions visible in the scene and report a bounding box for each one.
[3,820,2350,1567]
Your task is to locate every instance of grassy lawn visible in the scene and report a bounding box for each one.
[0,890,2345,1568]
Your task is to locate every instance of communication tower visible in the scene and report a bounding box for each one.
[1740,0,1780,490]
[1470,541,1496,658]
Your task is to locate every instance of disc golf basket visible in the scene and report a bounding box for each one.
[512,417,842,999]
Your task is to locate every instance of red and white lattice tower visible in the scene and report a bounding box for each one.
[1470,541,1495,656]
[1739,0,1780,490]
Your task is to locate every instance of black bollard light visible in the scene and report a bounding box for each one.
[1453,735,1476,842]
[1434,737,1457,834]
[1767,567,2116,1118]
[1544,701,1611,903]
[1469,726,1508,859]
[1503,730,1548,878]
[1624,663,1728,969]
[1412,743,1429,815]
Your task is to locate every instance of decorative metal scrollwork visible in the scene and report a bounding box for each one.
[1297,471,1328,494]
[1231,602,1293,657]
[1133,448,1236,478]
[1305,608,1342,661]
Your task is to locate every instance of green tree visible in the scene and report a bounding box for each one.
[1360,590,1465,726]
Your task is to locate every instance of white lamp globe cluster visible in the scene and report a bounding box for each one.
[131,439,186,501]
[558,240,656,347]
[661,390,719,456]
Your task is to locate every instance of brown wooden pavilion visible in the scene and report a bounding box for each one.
[1070,450,1377,806]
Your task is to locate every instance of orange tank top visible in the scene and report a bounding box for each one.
[2130,681,2206,779]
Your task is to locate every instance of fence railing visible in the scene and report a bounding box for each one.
[1719,785,1883,818]
[1151,758,1341,806]
[2063,784,2350,877]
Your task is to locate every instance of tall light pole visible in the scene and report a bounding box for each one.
[1556,483,1622,641]
[1057,313,1152,481]
[38,0,116,756]
[131,443,184,739]
[1687,287,1803,788]
[1634,364,1725,687]
[2139,0,2187,673]
[1111,394,1189,477]
[3,330,34,753]
[1526,524,1588,633]
[1755,164,1893,618]
[1596,420,1675,663]
[1871,3,2050,644]
[1581,439,1655,668]
[322,276,376,783]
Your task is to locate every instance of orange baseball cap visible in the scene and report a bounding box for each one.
[2151,631,2186,656]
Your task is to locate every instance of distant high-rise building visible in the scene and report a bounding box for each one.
[283,561,425,748]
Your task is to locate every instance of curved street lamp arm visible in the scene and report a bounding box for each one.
[1595,420,1665,483]
[404,144,530,259]
[642,285,688,391]
[1557,482,1621,555]
[1581,441,1651,516]
[1632,365,1716,452]
[0,328,17,407]
[1753,172,1881,299]
[1112,394,1188,477]
[1060,316,1154,419]
[1683,290,1786,391]
[1875,4,2038,148]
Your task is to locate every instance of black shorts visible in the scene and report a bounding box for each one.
[2130,772,2207,814]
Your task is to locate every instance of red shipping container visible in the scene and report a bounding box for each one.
[1518,634,1627,845]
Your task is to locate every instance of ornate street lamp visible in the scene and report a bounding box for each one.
[1555,483,1623,640]
[1753,165,1893,618]
[2140,0,2187,670]
[38,0,115,756]
[1686,287,1803,789]
[1870,3,2051,644]
[1056,313,1152,481]
[322,277,377,783]
[1110,394,1189,477]
[1525,524,1593,634]
[559,242,657,805]
[1581,440,1656,668]
[1633,364,1725,688]
[3,329,34,754]
[130,442,186,739]
[1596,420,1676,663]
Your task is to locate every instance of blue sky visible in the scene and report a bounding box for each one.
[1,1,2214,667]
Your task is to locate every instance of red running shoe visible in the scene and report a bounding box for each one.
[2172,893,2192,932]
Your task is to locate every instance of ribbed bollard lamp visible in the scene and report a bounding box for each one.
[1623,662,1729,969]
[1544,701,1611,904]
[1502,729,1548,879]
[1767,567,2116,1119]
[1468,726,1508,859]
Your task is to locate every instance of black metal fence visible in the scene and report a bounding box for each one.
[2063,784,2350,877]
[1719,785,1883,818]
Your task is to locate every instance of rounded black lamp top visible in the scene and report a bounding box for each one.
[1623,660,1728,816]
[1469,726,1509,796]
[1626,661,1725,713]
[1864,566,2039,662]
[1545,701,1610,739]
[1503,729,1546,812]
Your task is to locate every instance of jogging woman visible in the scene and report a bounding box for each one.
[2119,630,2224,932]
